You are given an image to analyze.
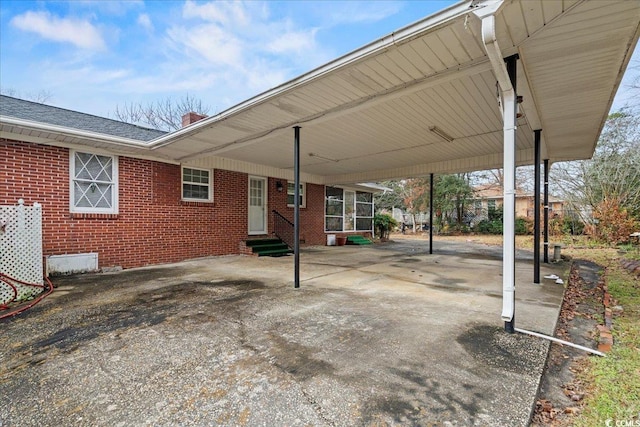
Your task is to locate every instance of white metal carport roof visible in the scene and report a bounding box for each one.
[2,0,638,186]
[152,0,639,185]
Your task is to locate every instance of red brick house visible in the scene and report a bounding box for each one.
[472,184,564,219]
[0,95,376,273]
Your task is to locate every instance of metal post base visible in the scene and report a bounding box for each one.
[504,320,515,334]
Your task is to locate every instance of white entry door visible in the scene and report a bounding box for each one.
[248,176,267,235]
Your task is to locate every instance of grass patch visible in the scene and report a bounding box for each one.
[571,251,640,426]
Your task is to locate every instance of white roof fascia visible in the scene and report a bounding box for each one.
[0,116,151,149]
[590,22,640,157]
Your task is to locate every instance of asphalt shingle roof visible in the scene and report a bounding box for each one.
[0,95,166,142]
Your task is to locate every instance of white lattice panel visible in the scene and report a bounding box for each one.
[0,200,43,303]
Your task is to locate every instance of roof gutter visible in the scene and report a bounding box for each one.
[473,1,518,327]
[0,115,152,150]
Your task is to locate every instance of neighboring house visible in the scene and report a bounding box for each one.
[0,95,376,273]
[472,184,564,220]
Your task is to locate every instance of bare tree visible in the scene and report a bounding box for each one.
[113,94,211,131]
[1,87,53,103]
[625,58,639,109]
[551,110,640,223]
[470,167,533,192]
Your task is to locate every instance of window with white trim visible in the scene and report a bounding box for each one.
[287,182,306,208]
[182,167,213,202]
[324,187,374,232]
[70,151,118,213]
[355,191,374,231]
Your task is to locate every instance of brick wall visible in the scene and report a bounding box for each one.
[267,179,326,246]
[1,139,251,269]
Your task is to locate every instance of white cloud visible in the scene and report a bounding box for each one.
[43,61,131,87]
[137,13,153,31]
[322,1,402,26]
[167,24,242,67]
[163,1,329,95]
[10,11,105,50]
[74,0,144,16]
[182,0,249,27]
[267,29,318,54]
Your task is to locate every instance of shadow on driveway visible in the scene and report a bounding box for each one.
[1,239,566,426]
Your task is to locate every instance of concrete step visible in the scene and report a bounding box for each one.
[245,238,282,247]
[346,236,373,245]
[245,238,292,257]
[257,248,293,257]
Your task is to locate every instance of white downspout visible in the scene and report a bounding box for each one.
[478,9,517,328]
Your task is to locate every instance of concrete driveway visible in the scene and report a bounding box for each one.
[0,239,566,426]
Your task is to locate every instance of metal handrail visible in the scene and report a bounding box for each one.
[272,210,294,249]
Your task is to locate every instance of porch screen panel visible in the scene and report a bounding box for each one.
[355,191,373,231]
[325,187,343,231]
[325,188,374,232]
[344,191,355,231]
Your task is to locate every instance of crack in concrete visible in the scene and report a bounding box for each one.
[301,387,337,427]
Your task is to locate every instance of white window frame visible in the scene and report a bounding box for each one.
[354,191,374,231]
[69,150,119,214]
[324,186,344,232]
[287,182,306,208]
[324,187,374,232]
[181,166,213,202]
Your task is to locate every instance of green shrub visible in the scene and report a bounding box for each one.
[561,216,585,235]
[476,219,502,234]
[515,217,528,235]
[374,213,398,240]
[475,214,531,235]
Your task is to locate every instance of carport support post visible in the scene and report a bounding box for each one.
[293,126,301,289]
[503,54,519,334]
[543,159,550,264]
[533,130,541,284]
[429,173,434,255]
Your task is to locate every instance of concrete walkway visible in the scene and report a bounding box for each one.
[0,239,566,426]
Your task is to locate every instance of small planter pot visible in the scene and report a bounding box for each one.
[336,236,347,246]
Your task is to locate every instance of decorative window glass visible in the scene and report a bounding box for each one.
[182,167,212,201]
[71,151,118,213]
[324,187,374,232]
[488,199,497,210]
[287,182,306,207]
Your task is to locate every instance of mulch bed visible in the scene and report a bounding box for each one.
[531,260,608,426]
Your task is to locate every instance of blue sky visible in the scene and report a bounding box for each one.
[1,0,637,121]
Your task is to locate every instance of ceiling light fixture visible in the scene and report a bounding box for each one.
[429,126,454,143]
[309,153,339,162]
